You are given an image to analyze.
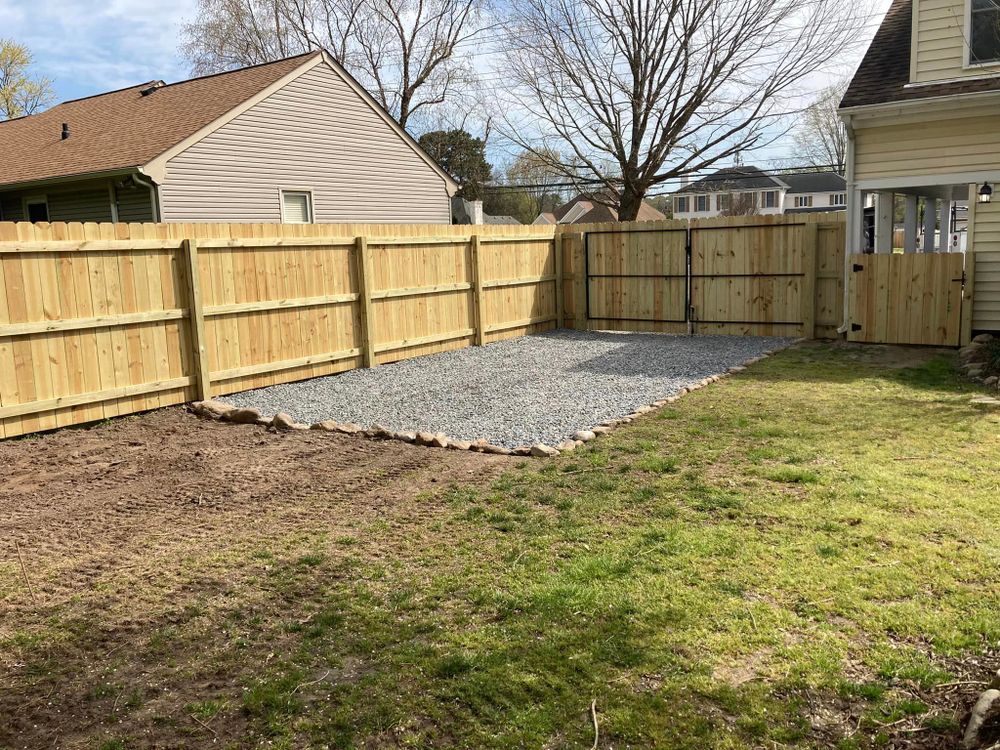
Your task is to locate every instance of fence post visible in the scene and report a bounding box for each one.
[181,238,211,401]
[471,234,486,345]
[570,232,587,331]
[554,230,564,329]
[961,184,978,346]
[355,236,376,367]
[801,222,818,339]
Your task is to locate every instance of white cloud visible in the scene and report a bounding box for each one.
[1,0,199,100]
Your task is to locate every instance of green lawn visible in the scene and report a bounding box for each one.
[6,342,1000,748]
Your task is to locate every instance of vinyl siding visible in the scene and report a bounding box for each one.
[974,200,1000,331]
[853,104,1000,181]
[160,63,451,223]
[114,183,155,222]
[912,0,1000,82]
[0,178,115,222]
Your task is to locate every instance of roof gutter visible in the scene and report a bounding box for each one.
[133,168,162,222]
[0,167,140,194]
[838,86,1000,118]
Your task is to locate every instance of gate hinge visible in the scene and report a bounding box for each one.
[851,323,862,332]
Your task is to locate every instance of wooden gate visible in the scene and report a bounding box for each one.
[847,253,964,346]
[585,226,688,332]
[689,220,816,337]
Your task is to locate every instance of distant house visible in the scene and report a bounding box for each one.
[671,167,847,219]
[0,51,458,225]
[451,197,522,226]
[532,193,666,224]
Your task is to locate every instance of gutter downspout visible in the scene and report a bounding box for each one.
[837,113,857,335]
[133,169,161,223]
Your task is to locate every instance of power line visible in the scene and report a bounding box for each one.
[480,163,844,193]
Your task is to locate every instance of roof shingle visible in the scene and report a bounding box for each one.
[840,0,1000,109]
[0,52,317,188]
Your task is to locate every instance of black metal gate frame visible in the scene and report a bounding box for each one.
[583,222,809,327]
[584,227,689,324]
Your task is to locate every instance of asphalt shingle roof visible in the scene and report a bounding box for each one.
[0,52,317,188]
[675,166,786,193]
[840,0,1000,109]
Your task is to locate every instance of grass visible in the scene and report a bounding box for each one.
[4,342,999,748]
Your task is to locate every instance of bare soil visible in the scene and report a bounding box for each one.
[0,408,508,748]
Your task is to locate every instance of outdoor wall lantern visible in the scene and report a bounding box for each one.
[979,182,993,204]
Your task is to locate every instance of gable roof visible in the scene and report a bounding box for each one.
[780,172,846,194]
[675,166,787,193]
[0,51,458,193]
[840,0,1000,109]
[547,193,666,224]
[0,53,317,189]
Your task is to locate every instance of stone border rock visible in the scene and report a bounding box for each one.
[189,346,784,457]
[958,334,1000,409]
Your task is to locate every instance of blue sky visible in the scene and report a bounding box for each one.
[4,0,892,169]
[2,0,198,101]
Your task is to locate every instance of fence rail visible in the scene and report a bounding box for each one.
[0,221,561,438]
[0,213,846,439]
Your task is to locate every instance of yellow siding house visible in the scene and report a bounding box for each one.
[840,0,1000,331]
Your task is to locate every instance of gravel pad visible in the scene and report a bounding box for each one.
[221,330,794,448]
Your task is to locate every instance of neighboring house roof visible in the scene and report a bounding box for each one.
[840,0,1000,109]
[675,166,788,193]
[0,51,458,192]
[451,197,522,225]
[484,214,521,225]
[538,193,665,224]
[780,172,846,194]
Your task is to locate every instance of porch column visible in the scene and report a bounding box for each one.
[847,188,865,252]
[875,192,894,253]
[922,197,937,252]
[904,194,918,252]
[939,199,953,252]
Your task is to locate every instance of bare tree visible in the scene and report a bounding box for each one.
[788,81,849,174]
[0,39,54,120]
[180,0,482,128]
[719,190,760,217]
[498,0,867,220]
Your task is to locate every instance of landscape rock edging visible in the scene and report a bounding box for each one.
[188,350,776,458]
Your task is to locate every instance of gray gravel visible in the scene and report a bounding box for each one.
[220,330,794,448]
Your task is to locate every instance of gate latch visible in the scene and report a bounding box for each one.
[851,323,862,332]
[853,263,864,272]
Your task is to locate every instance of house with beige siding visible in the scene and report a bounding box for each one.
[840,0,1000,331]
[0,51,458,225]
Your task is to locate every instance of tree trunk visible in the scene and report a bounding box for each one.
[618,186,645,222]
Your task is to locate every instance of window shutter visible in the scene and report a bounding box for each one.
[282,192,311,223]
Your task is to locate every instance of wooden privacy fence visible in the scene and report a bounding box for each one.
[0,222,561,439]
[0,213,846,440]
[573,213,846,338]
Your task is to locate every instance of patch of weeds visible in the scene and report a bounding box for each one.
[243,672,304,734]
[433,652,475,679]
[838,680,887,702]
[296,552,325,568]
[922,714,960,732]
[763,466,820,484]
[635,455,679,474]
[97,740,126,750]
[187,698,227,719]
[816,543,843,558]
[684,481,744,513]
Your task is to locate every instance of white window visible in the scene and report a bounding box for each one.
[794,195,814,208]
[830,193,846,205]
[675,196,690,213]
[716,193,731,211]
[281,190,313,223]
[762,190,778,208]
[24,196,49,223]
[695,195,709,212]
[970,0,1000,64]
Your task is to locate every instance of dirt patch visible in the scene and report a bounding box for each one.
[803,340,952,370]
[0,408,509,747]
